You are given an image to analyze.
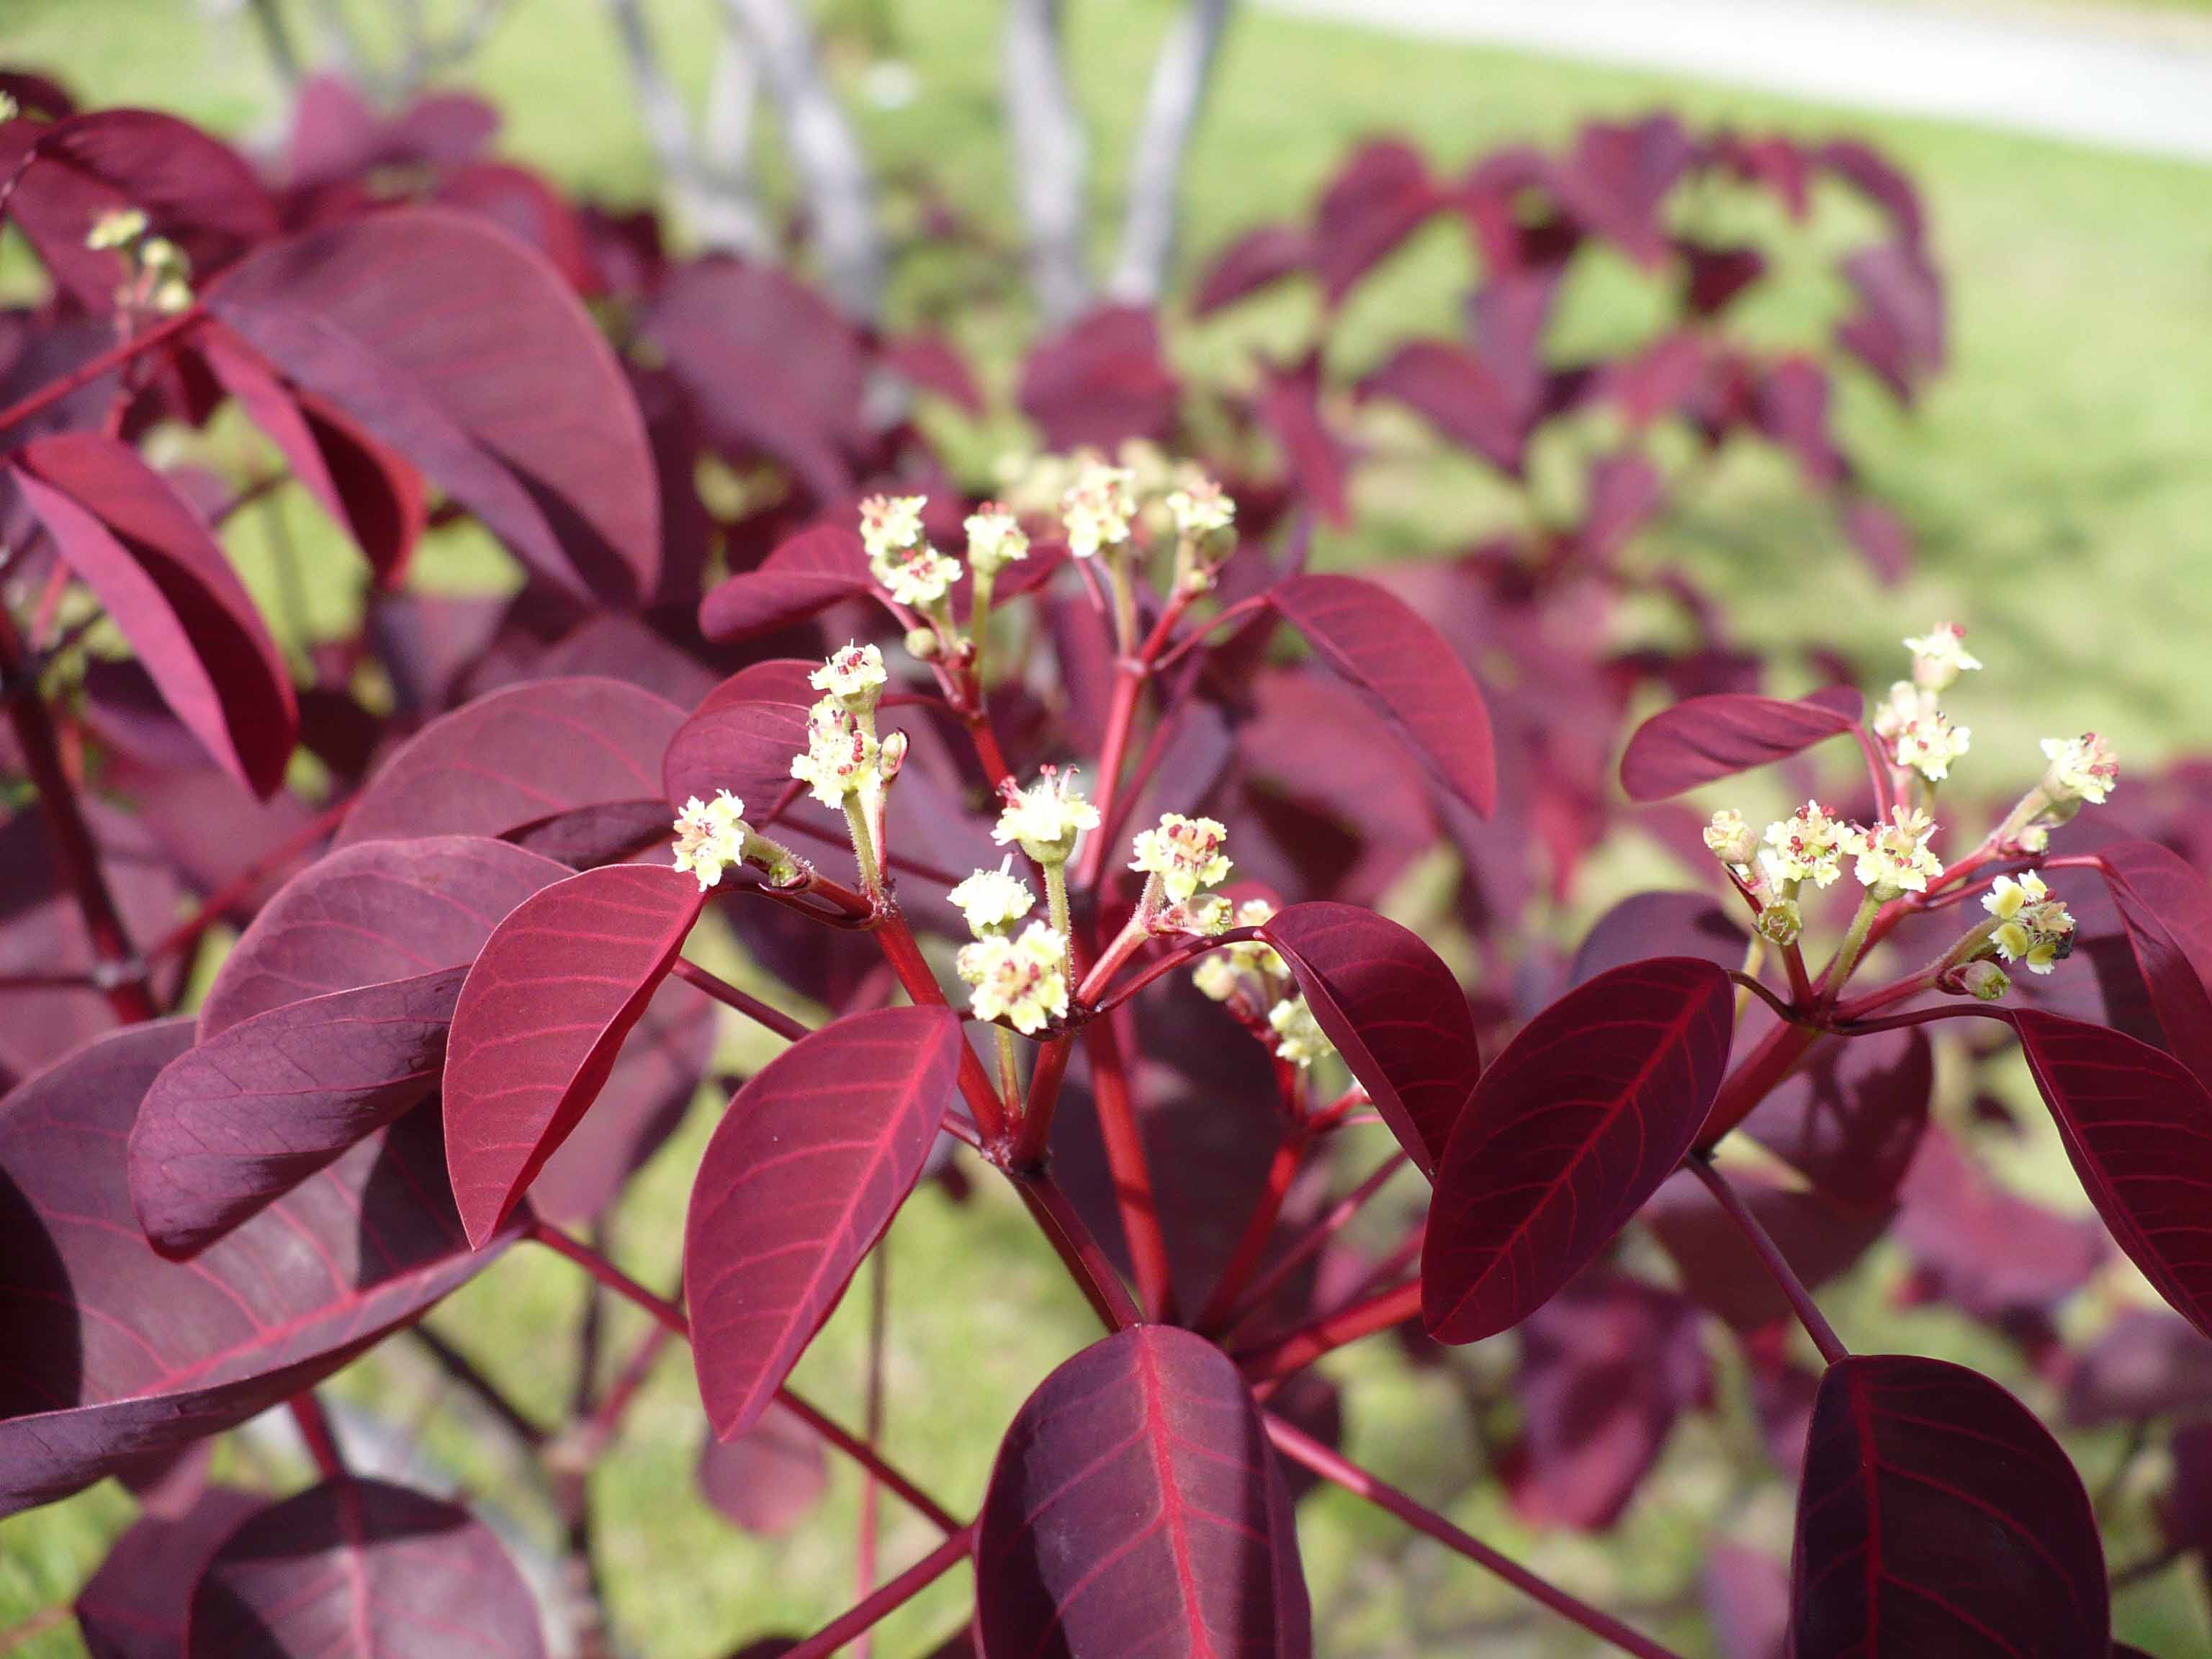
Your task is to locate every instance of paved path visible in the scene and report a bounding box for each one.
[1251,0,2212,164]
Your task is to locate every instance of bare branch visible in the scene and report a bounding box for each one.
[1004,0,1091,325]
[1108,0,1233,304]
[606,0,773,256]
[721,0,885,320]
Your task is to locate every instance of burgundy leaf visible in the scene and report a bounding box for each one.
[1817,142,1927,248]
[1192,224,1314,315]
[2062,1308,2212,1427]
[1259,902,1479,1177]
[1619,688,1863,801]
[1019,305,1182,451]
[2012,1010,2212,1341]
[210,207,659,605]
[1739,1027,1933,1213]
[1684,243,1768,317]
[1424,958,1735,1344]
[1791,1354,2106,1658]
[698,523,876,644]
[1550,117,1693,269]
[0,110,274,310]
[1267,572,1496,818]
[1358,341,1523,475]
[1469,269,1559,422]
[975,1324,1310,1658]
[187,1478,544,1658]
[531,983,713,1224]
[1844,240,1943,381]
[14,432,297,796]
[444,863,705,1247]
[202,835,570,1038]
[1569,891,1748,986]
[1581,451,1665,563]
[1701,1542,1790,1659]
[1840,495,1912,584]
[685,1006,961,1439]
[0,1022,509,1515]
[1642,1168,1888,1333]
[1314,140,1442,304]
[1754,356,1843,485]
[1894,1125,2108,1328]
[335,676,683,851]
[76,1485,267,1659]
[884,333,985,417]
[131,968,467,1257]
[697,1399,829,1536]
[2092,840,2212,1090]
[1255,354,1352,526]
[662,693,817,819]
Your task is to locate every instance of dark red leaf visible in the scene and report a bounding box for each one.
[1894,1125,2107,1327]
[1581,451,1665,562]
[1619,688,1863,801]
[1424,958,1735,1344]
[444,864,705,1247]
[187,1478,544,1658]
[1684,243,1768,317]
[336,676,683,851]
[202,835,570,1037]
[975,1324,1310,1658]
[1841,496,1912,584]
[1019,305,1182,451]
[1569,891,1748,986]
[646,258,866,502]
[1255,354,1352,526]
[1267,572,1496,818]
[1192,224,1313,315]
[0,1022,509,1515]
[1791,1354,2106,1658]
[1358,340,1523,475]
[697,1399,829,1536]
[884,333,985,417]
[1468,269,1559,422]
[686,1006,960,1439]
[1314,140,1442,303]
[1817,141,1927,248]
[1701,1542,1790,1659]
[1739,1027,1933,1213]
[1844,240,1943,381]
[1643,1168,1888,1333]
[2013,1009,2212,1341]
[698,523,876,644]
[662,693,817,818]
[76,1485,267,1659]
[1550,117,1694,269]
[14,432,297,796]
[531,983,713,1224]
[210,207,658,605]
[2092,840,2212,1091]
[1755,356,1843,485]
[2062,1308,2212,1427]
[1259,902,1478,1178]
[1,110,274,310]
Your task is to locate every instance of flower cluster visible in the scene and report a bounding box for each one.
[671,791,752,891]
[810,642,888,710]
[948,858,1035,935]
[1871,621,1979,785]
[1845,805,1944,896]
[86,204,192,314]
[995,768,1100,866]
[1983,871,2076,974]
[1186,898,1336,1071]
[1130,814,1233,905]
[1061,457,1137,559]
[860,493,961,610]
[1758,801,1853,891]
[956,924,1069,1035]
[791,698,881,809]
[963,503,1030,578]
[2041,732,2119,807]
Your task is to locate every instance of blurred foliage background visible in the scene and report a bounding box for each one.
[3,1,2211,1654]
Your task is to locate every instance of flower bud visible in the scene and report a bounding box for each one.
[904,626,941,660]
[1268,997,1333,1069]
[1956,960,2011,1002]
[2039,732,2119,807]
[1130,814,1232,905]
[1902,621,1980,693]
[994,768,1101,865]
[1755,899,1802,948]
[877,729,908,781]
[810,642,888,714]
[1703,809,1758,866]
[948,857,1034,937]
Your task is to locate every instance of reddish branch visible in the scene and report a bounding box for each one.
[672,957,812,1043]
[778,1526,976,1659]
[1236,1279,1422,1382]
[1686,1154,1849,1364]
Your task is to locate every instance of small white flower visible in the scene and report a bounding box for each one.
[994,768,1100,864]
[956,922,1069,1034]
[1166,477,1235,539]
[1268,997,1332,1069]
[948,857,1035,936]
[1984,871,2074,974]
[1061,458,1137,559]
[1755,899,1802,948]
[1760,801,1851,891]
[871,540,961,610]
[1903,621,1981,692]
[858,495,927,561]
[1130,814,1233,904]
[671,791,750,891]
[963,503,1030,577]
[790,696,880,808]
[1703,809,1758,866]
[1845,805,1944,896]
[1894,706,1971,782]
[1192,955,1243,1003]
[86,207,147,251]
[810,642,888,710]
[2041,733,2119,806]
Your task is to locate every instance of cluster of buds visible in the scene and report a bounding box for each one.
[860,495,960,613]
[994,767,1100,867]
[1982,871,2076,974]
[791,643,904,811]
[1061,457,1138,562]
[86,206,192,315]
[948,856,1068,1035]
[669,791,799,891]
[1187,898,1334,1071]
[1130,814,1233,908]
[1872,621,1979,787]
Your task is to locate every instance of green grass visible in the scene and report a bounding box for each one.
[5,1,2212,1653]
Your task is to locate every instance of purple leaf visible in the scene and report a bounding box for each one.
[884,333,985,417]
[1192,225,1314,315]
[1550,116,1693,269]
[2013,1009,2212,1341]
[1841,496,1912,584]
[1256,354,1352,526]
[1581,451,1665,563]
[1791,1354,2106,1658]
[1314,140,1442,303]
[1267,572,1496,819]
[975,1324,1310,1658]
[1358,341,1523,475]
[132,966,467,1257]
[187,1478,544,1658]
[1619,688,1863,801]
[1755,356,1843,485]
[201,835,570,1038]
[685,1006,961,1439]
[698,524,876,644]
[1739,1027,1932,1213]
[1424,958,1735,1344]
[2062,1308,2212,1427]
[662,697,816,822]
[2092,840,2212,1091]
[444,864,705,1247]
[1259,902,1479,1178]
[76,1485,267,1659]
[1019,306,1182,451]
[14,432,297,796]
[0,1022,510,1515]
[1844,240,1943,381]
[210,207,659,605]
[1642,1168,1887,1333]
[1894,1125,2107,1328]
[335,676,683,852]
[531,983,713,1224]
[1701,1542,1789,1659]
[1569,891,1748,986]
[697,1399,829,1536]
[1819,141,1926,248]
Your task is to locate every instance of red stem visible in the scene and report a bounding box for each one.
[778,1527,976,1659]
[0,305,202,433]
[1194,1128,1308,1333]
[1686,1154,1849,1365]
[1236,1279,1423,1383]
[1072,666,1146,891]
[1010,1033,1073,1169]
[288,1391,346,1479]
[1264,1416,1689,1659]
[1079,1011,1178,1323]
[869,907,1007,1145]
[855,1245,889,1659]
[1012,1168,1143,1331]
[1088,928,1260,1016]
[673,957,812,1043]
[583,1323,675,1447]
[1220,1151,1411,1344]
[144,796,352,965]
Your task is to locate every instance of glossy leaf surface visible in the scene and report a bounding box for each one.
[698,524,876,644]
[2094,839,2212,1089]
[1619,688,1863,802]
